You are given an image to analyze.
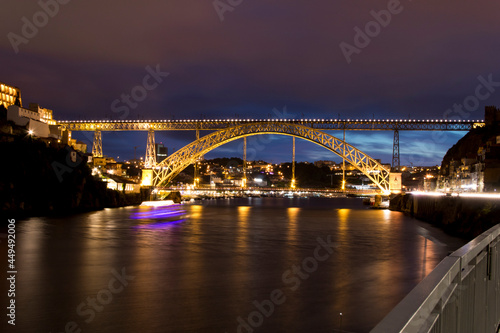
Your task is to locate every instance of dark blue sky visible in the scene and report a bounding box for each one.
[2,0,499,164]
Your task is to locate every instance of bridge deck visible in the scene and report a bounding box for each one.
[57,119,485,131]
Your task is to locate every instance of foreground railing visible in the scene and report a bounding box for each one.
[371,224,500,333]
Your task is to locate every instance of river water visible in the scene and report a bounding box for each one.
[3,197,466,333]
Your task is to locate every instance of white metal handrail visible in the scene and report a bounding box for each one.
[371,223,500,333]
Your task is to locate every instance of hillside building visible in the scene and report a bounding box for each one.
[0,82,22,109]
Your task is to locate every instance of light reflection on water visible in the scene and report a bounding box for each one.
[10,197,466,333]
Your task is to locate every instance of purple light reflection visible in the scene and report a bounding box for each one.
[131,206,188,229]
[131,206,186,220]
[133,219,186,229]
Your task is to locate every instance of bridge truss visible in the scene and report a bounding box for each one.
[58,118,484,132]
[59,118,484,192]
[152,122,392,193]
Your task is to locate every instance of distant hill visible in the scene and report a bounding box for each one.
[440,125,499,176]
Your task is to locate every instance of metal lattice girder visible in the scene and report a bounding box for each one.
[57,119,484,132]
[145,129,156,168]
[152,122,392,192]
[243,137,247,182]
[392,129,400,171]
[292,136,296,187]
[92,130,103,157]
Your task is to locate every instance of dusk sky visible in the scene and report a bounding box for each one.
[2,0,499,165]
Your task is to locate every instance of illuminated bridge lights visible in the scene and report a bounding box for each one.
[56,118,485,132]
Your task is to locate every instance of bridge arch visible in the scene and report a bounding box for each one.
[152,122,391,192]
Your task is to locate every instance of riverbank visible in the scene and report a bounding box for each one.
[390,193,500,239]
[0,134,149,218]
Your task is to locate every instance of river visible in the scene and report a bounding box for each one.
[3,197,466,333]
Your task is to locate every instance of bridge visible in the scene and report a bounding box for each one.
[58,118,484,131]
[57,118,485,192]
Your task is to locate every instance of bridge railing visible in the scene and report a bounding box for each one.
[371,223,500,333]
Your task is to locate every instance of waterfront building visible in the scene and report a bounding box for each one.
[155,143,168,161]
[106,162,124,176]
[0,82,22,109]
[93,156,117,167]
[485,105,500,126]
[69,140,87,154]
[103,174,141,193]
[1,81,61,139]
[7,104,60,139]
[478,136,500,192]
[28,103,56,125]
[439,136,500,192]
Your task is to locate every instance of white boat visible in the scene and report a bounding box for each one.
[140,200,177,207]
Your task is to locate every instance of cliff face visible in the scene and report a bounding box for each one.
[0,136,147,218]
[440,125,498,176]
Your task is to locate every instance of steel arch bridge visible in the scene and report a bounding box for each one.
[152,122,392,192]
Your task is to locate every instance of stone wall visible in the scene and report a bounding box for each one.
[390,193,500,239]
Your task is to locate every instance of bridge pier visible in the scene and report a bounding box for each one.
[194,128,201,187]
[342,128,346,191]
[291,136,296,189]
[92,130,103,157]
[242,137,247,188]
[145,129,156,168]
[392,129,400,172]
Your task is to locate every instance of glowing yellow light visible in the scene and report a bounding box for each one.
[141,169,153,186]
